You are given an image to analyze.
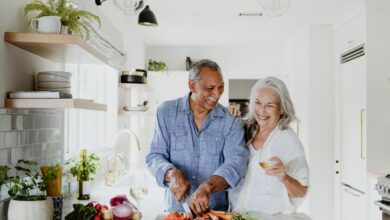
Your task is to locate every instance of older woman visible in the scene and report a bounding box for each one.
[229,77,309,214]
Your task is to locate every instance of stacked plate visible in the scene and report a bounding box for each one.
[36,71,72,96]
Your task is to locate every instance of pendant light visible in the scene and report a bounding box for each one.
[138,5,158,26]
[256,0,292,17]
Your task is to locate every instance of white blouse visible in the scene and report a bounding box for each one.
[229,127,310,214]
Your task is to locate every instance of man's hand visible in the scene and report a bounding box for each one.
[165,168,190,202]
[188,185,211,215]
[188,175,229,215]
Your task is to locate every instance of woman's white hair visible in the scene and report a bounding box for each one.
[243,77,298,145]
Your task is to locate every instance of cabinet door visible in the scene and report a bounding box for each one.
[334,12,366,53]
[340,55,367,192]
[341,185,367,220]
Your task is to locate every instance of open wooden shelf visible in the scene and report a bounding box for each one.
[118,109,154,116]
[4,99,107,112]
[4,32,114,68]
[119,83,148,90]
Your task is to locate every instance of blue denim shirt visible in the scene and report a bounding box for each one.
[146,93,248,212]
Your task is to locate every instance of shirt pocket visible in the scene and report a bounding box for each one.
[171,129,188,151]
[202,133,224,156]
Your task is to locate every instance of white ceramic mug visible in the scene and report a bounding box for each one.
[30,16,61,34]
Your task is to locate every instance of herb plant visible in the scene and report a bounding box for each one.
[65,203,97,220]
[69,153,100,181]
[148,59,167,71]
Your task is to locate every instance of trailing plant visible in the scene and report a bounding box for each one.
[24,0,101,40]
[3,160,46,201]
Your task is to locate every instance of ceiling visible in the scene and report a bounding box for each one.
[102,0,364,47]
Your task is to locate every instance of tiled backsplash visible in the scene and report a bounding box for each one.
[0,108,64,220]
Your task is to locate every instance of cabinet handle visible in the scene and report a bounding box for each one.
[360,108,366,159]
[344,188,361,197]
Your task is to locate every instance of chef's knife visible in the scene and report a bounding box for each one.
[181,197,191,214]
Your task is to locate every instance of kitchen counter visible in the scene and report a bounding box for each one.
[63,173,311,220]
[155,212,311,220]
[62,173,166,220]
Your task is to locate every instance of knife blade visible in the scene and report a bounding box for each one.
[181,198,191,213]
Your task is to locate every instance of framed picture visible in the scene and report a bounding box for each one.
[229,99,249,118]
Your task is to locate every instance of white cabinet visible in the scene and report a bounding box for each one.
[341,185,367,220]
[334,12,366,54]
[335,10,368,220]
[340,54,367,192]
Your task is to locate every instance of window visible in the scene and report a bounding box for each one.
[64,64,118,160]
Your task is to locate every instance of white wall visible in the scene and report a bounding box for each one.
[284,25,334,220]
[0,0,61,106]
[366,0,390,173]
[146,45,286,105]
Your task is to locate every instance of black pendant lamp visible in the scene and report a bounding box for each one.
[138,5,158,26]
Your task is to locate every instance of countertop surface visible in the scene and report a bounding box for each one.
[155,212,311,220]
[62,173,311,220]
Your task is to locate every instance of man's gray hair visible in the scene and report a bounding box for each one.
[188,59,222,82]
[244,77,298,144]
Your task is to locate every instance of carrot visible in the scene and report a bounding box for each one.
[210,210,226,215]
[207,212,219,220]
[210,212,233,220]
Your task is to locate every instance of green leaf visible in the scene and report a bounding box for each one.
[8,185,19,197]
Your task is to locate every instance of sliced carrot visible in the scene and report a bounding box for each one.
[211,212,232,220]
[210,210,226,215]
[209,212,220,220]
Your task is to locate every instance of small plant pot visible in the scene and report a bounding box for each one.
[41,166,63,196]
[8,197,54,220]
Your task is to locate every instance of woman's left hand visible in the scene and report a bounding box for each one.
[265,157,287,182]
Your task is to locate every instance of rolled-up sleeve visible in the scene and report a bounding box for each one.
[213,117,248,189]
[145,104,174,187]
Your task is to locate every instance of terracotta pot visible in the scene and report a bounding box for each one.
[8,197,53,220]
[40,166,63,196]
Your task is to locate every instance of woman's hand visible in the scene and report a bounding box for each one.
[265,157,308,198]
[228,105,241,117]
[265,157,287,182]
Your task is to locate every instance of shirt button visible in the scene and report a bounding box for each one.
[194,157,198,160]
[192,176,196,179]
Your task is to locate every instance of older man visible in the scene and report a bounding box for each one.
[146,59,248,215]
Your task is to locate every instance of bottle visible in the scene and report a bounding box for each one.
[77,149,90,200]
[186,57,192,71]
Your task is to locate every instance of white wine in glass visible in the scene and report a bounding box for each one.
[130,187,148,201]
[129,173,148,212]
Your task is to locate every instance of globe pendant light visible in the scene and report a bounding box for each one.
[113,0,144,15]
[138,5,158,26]
[256,0,292,17]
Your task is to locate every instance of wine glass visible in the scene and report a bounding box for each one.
[258,145,275,194]
[129,173,148,213]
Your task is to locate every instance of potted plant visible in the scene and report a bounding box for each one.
[40,164,63,196]
[148,59,167,71]
[3,160,54,220]
[24,0,101,39]
[69,149,100,200]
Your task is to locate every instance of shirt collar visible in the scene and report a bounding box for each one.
[179,92,225,119]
